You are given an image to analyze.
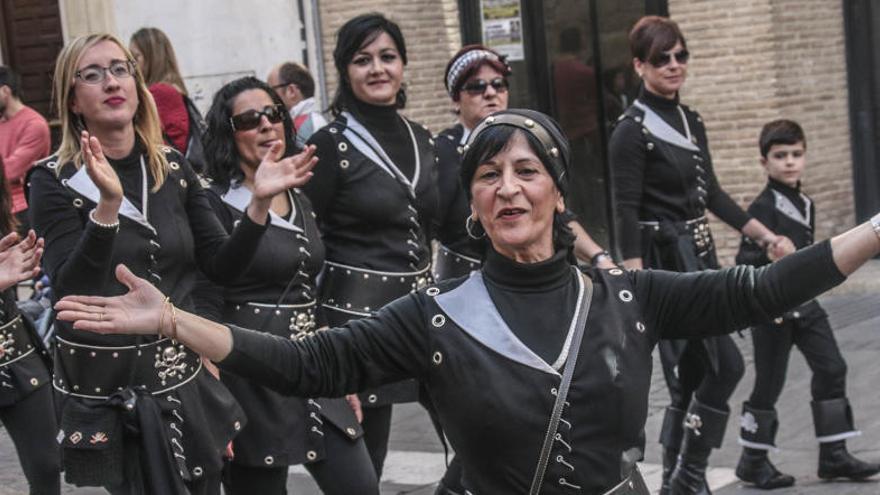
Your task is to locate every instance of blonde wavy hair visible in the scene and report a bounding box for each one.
[52,33,168,190]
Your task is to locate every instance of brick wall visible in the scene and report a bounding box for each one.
[317,0,462,132]
[669,0,855,264]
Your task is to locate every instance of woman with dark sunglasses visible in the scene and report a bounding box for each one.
[301,13,439,477]
[609,16,782,494]
[198,76,377,494]
[26,34,314,494]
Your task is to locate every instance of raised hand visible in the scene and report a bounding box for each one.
[252,143,318,201]
[0,230,44,290]
[81,131,124,204]
[55,264,165,335]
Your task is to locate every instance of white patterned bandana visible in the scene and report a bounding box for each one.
[445,49,506,96]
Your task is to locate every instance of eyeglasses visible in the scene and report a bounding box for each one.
[649,49,689,68]
[230,105,285,131]
[270,82,291,90]
[75,60,137,85]
[461,77,509,96]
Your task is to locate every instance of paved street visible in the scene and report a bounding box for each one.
[2,267,880,494]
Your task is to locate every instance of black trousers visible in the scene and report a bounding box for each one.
[361,404,393,478]
[224,424,379,494]
[664,334,745,412]
[748,309,847,409]
[0,384,61,495]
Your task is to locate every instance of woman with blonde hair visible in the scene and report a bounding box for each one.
[27,32,315,494]
[129,27,205,170]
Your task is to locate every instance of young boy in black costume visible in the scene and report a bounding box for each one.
[735,119,880,489]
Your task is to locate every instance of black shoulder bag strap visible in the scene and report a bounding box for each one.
[529,272,594,495]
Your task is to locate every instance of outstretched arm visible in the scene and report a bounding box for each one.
[0,230,43,290]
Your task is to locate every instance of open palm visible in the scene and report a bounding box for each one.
[81,131,124,202]
[252,143,318,201]
[55,264,166,335]
[0,231,43,290]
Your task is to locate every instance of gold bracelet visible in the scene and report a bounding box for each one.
[168,301,178,342]
[159,296,171,337]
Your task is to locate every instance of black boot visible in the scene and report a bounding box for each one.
[659,407,686,495]
[812,398,880,480]
[735,404,795,489]
[669,399,729,495]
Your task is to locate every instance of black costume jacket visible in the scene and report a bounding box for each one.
[27,145,262,486]
[736,178,823,320]
[201,183,362,468]
[433,124,481,279]
[304,106,439,406]
[0,289,51,408]
[219,240,844,494]
[611,87,750,263]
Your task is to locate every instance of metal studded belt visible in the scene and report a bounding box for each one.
[53,337,202,400]
[321,261,433,317]
[224,301,318,340]
[639,215,714,257]
[0,315,36,368]
[433,244,481,281]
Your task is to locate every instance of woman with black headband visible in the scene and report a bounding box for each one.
[435,45,613,283]
[55,108,880,495]
[610,16,783,494]
[300,13,439,476]
[198,77,377,494]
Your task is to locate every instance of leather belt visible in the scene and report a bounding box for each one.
[321,261,433,317]
[224,301,318,340]
[639,215,714,257]
[601,465,649,494]
[0,315,35,368]
[433,244,480,281]
[53,337,202,400]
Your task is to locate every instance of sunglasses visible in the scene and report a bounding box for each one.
[461,77,509,96]
[649,49,689,68]
[230,105,285,131]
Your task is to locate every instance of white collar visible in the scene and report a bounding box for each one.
[66,160,156,233]
[221,182,302,233]
[291,97,317,119]
[340,111,420,195]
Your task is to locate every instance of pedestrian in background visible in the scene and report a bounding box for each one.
[267,62,328,147]
[0,66,51,233]
[610,15,782,494]
[130,27,207,172]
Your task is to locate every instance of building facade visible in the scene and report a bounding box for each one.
[1,0,874,264]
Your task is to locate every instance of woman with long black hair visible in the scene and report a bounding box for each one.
[302,13,438,476]
[199,76,377,494]
[610,16,782,494]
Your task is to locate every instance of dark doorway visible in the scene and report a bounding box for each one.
[1,0,64,120]
[459,0,667,251]
[843,0,880,223]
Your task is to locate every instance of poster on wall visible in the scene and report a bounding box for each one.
[480,0,524,61]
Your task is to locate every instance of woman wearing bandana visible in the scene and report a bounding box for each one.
[302,13,439,477]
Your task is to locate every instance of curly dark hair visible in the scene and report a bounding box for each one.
[203,76,297,189]
[330,13,408,115]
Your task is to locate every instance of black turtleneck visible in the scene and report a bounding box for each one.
[108,140,151,212]
[482,247,579,364]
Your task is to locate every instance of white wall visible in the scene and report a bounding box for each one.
[114,0,311,114]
